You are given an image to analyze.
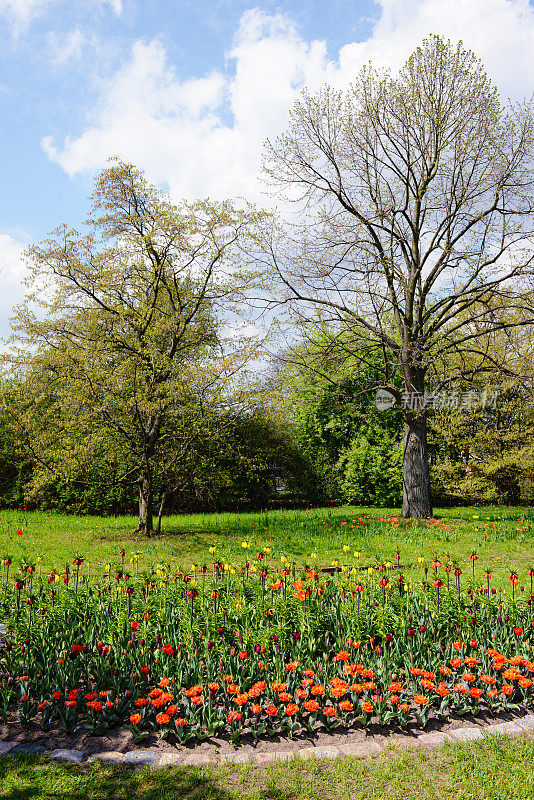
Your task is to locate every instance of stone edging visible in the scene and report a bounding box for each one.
[1,715,534,768]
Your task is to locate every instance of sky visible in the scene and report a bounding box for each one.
[1,0,534,338]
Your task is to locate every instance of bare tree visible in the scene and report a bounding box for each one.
[260,35,534,518]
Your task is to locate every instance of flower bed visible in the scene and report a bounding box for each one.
[1,551,534,744]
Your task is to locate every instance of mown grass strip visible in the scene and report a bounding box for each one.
[2,735,534,800]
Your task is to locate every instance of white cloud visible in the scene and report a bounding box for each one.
[0,0,121,32]
[49,27,84,65]
[102,0,121,14]
[42,1,534,204]
[0,0,52,28]
[335,0,534,100]
[0,233,28,340]
[0,233,26,286]
[42,11,330,203]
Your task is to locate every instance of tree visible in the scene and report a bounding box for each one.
[161,410,314,511]
[273,321,403,504]
[261,35,534,517]
[0,382,31,508]
[7,160,261,533]
[429,374,534,506]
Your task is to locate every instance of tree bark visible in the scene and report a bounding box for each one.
[155,490,168,535]
[136,415,162,535]
[137,471,154,535]
[402,409,433,518]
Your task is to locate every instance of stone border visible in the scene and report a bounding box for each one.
[1,715,534,767]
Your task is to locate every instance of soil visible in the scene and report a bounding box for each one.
[0,705,529,758]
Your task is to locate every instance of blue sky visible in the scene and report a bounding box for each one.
[0,0,533,338]
[0,0,375,238]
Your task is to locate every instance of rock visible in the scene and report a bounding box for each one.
[158,753,182,766]
[254,751,296,764]
[451,727,484,742]
[87,751,125,764]
[0,742,15,755]
[298,745,340,760]
[49,749,85,764]
[517,715,534,734]
[338,741,382,758]
[181,753,216,766]
[10,743,47,755]
[384,734,420,751]
[220,752,254,765]
[122,750,159,767]
[416,732,455,748]
[483,721,523,738]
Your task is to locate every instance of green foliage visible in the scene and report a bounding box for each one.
[0,399,310,514]
[279,323,404,506]
[0,406,30,507]
[340,431,402,506]
[156,411,314,512]
[429,381,534,506]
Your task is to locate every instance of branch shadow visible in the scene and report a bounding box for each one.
[0,755,246,800]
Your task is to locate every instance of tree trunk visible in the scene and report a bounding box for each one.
[137,472,154,535]
[402,409,433,518]
[155,491,168,535]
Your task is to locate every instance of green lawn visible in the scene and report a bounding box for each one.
[1,504,533,588]
[2,735,534,800]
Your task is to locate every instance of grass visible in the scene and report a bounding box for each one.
[1,504,534,587]
[2,735,534,799]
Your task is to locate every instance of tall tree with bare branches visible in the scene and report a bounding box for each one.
[261,35,534,518]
